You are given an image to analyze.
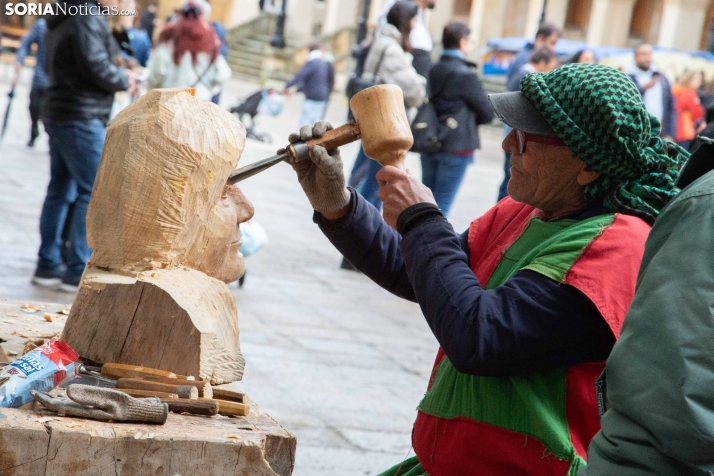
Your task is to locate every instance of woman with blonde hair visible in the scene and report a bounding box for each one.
[147,2,231,101]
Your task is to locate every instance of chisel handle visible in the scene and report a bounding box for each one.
[286,120,361,162]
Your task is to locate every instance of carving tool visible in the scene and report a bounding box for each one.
[227,120,361,184]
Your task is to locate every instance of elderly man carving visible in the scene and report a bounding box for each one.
[285,64,689,475]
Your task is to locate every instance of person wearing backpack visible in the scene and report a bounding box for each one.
[345,0,426,212]
[420,22,493,216]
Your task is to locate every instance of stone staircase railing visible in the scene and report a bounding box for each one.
[226,13,356,86]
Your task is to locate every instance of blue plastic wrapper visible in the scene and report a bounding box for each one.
[0,339,79,408]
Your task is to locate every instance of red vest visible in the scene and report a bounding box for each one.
[411,198,651,475]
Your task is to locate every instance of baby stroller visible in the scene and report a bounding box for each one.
[229,89,284,144]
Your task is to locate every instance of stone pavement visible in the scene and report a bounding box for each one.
[0,69,505,475]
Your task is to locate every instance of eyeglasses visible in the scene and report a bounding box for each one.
[515,129,566,154]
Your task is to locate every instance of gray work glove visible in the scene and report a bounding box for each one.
[32,385,168,424]
[283,121,350,215]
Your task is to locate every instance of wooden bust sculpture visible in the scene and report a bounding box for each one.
[62,88,253,384]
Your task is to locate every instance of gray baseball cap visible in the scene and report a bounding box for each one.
[488,91,557,137]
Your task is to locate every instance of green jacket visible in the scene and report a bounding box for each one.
[581,142,714,475]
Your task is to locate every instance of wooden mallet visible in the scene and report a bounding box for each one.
[227,84,414,183]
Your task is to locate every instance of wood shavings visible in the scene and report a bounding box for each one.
[22,338,46,355]
[56,308,71,315]
[7,351,18,356]
[20,304,42,313]
[133,430,155,439]
[226,434,240,439]
[3,320,15,324]
[6,313,18,318]
[36,417,62,423]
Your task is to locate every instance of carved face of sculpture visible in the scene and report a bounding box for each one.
[191,184,254,282]
[87,88,254,283]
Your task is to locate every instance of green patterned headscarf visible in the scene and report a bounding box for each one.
[520,64,689,224]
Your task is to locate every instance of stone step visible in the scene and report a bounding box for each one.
[228,63,263,77]
[233,38,268,50]
[227,56,264,69]
[228,49,267,63]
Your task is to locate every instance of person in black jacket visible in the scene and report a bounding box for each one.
[421,22,493,216]
[35,0,133,292]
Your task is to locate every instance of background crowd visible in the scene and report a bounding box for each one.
[5,0,714,286]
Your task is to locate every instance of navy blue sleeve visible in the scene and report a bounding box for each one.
[400,218,615,376]
[317,192,615,376]
[315,190,417,301]
[286,60,316,90]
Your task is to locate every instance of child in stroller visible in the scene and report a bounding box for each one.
[229,88,284,144]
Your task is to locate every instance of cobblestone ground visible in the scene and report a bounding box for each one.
[0,68,505,475]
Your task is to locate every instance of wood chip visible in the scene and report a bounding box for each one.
[23,339,46,355]
[43,313,55,322]
[57,308,70,315]
[20,304,42,313]
[36,417,61,423]
[226,434,240,439]
[3,320,15,324]
[133,430,155,439]
[6,313,18,318]
[7,351,18,356]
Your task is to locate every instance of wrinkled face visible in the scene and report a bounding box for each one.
[635,45,652,71]
[192,184,254,283]
[502,129,589,215]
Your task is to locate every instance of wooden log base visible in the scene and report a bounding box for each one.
[0,401,296,476]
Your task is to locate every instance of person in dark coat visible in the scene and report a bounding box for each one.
[420,21,493,216]
[140,3,157,43]
[14,18,49,147]
[37,0,133,292]
[285,40,335,128]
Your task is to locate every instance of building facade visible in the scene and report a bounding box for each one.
[2,0,712,51]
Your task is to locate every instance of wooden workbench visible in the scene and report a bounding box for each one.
[0,299,296,476]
